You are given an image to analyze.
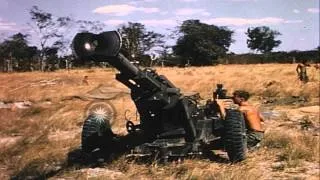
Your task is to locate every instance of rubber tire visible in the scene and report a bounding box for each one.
[223,109,247,162]
[81,115,110,153]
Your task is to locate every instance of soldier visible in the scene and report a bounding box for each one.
[314,63,320,70]
[82,75,89,85]
[231,90,265,149]
[296,60,310,83]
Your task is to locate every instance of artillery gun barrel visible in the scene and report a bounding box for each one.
[112,53,140,77]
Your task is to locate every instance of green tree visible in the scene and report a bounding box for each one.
[43,46,59,71]
[173,20,234,66]
[76,20,105,33]
[0,33,38,71]
[246,26,281,54]
[29,6,71,70]
[118,22,164,66]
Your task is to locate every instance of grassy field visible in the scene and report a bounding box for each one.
[0,64,319,179]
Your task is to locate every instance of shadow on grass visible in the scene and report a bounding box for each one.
[11,145,233,180]
[66,146,231,166]
[10,148,106,180]
[10,161,65,180]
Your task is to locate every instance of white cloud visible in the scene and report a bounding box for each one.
[201,12,211,16]
[175,8,210,16]
[307,8,320,13]
[103,17,303,28]
[203,17,302,26]
[128,1,138,5]
[293,9,300,14]
[0,19,18,31]
[104,19,177,27]
[129,0,158,5]
[230,0,257,2]
[179,0,198,2]
[140,7,159,13]
[160,11,169,15]
[284,20,303,24]
[104,20,126,26]
[93,4,159,16]
[235,28,247,33]
[138,19,177,26]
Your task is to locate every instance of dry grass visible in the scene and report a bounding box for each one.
[0,64,319,102]
[263,131,320,169]
[0,64,319,179]
[57,158,262,180]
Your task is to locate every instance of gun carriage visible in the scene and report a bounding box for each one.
[71,31,247,163]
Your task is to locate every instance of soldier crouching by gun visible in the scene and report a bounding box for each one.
[214,87,265,149]
[231,90,264,149]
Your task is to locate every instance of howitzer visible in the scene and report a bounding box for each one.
[71,31,247,163]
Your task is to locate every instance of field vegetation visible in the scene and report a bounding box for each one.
[0,64,319,179]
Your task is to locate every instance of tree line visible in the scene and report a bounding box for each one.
[0,6,318,72]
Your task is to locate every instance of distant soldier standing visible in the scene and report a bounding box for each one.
[82,75,89,85]
[296,60,310,83]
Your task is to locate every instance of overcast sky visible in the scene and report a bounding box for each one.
[0,0,319,53]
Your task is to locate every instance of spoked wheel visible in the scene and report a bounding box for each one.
[223,109,247,163]
[81,101,116,153]
[81,115,113,152]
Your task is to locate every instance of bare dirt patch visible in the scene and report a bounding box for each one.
[0,135,22,148]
